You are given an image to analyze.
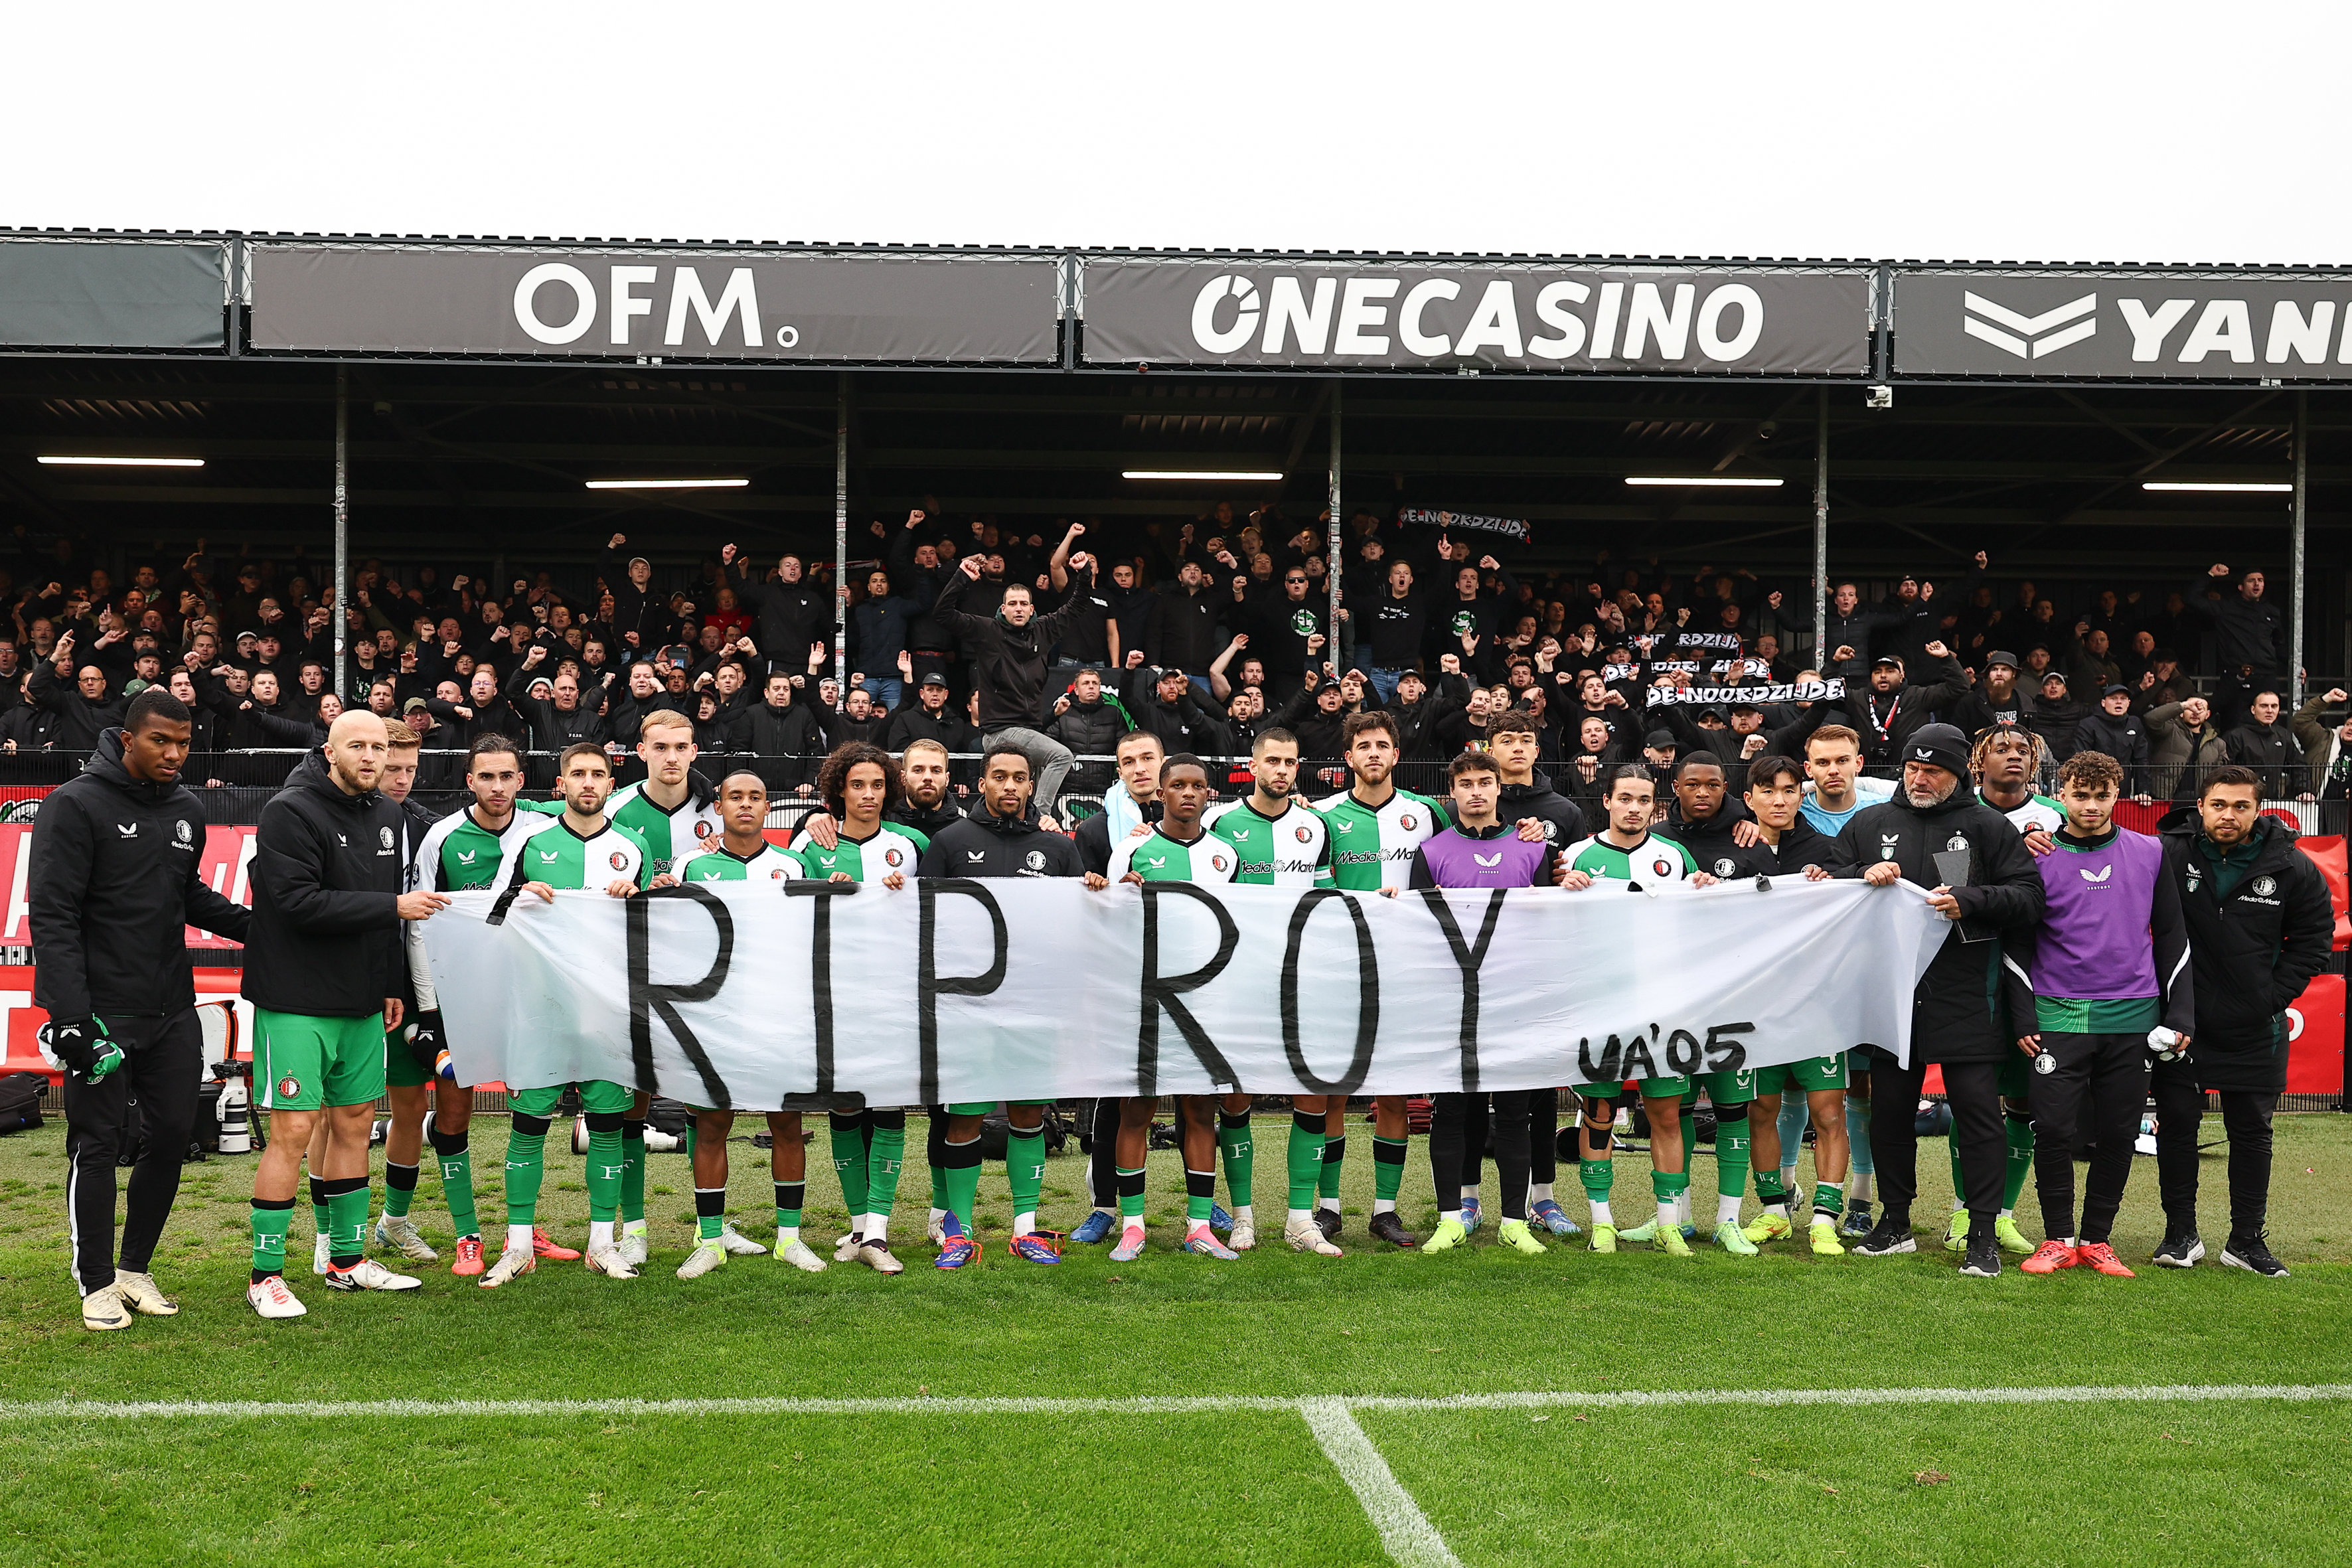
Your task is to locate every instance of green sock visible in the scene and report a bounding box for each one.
[775,1182,805,1233]
[1216,1113,1254,1208]
[1116,1166,1146,1225]
[1186,1169,1216,1224]
[1579,1156,1614,1202]
[436,1138,479,1239]
[1318,1134,1346,1200]
[327,1182,370,1263]
[383,1163,416,1219]
[696,1190,725,1242]
[1006,1126,1046,1223]
[1716,1120,1750,1200]
[1652,1168,1691,1205]
[250,1199,293,1277]
[866,1120,906,1219]
[1286,1113,1326,1210]
[620,1125,647,1225]
[942,1138,982,1231]
[2003,1113,2035,1210]
[830,1117,870,1220]
[586,1126,622,1223]
[1755,1168,1789,1206]
[1372,1137,1407,1204]
[504,1127,547,1227]
[1814,1181,1843,1217]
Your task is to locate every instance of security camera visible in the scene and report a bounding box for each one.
[1865,386,1893,410]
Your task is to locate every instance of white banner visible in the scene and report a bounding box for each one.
[1647,680,1843,707]
[420,878,1947,1106]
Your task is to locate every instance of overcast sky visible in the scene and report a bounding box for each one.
[5,2,2344,266]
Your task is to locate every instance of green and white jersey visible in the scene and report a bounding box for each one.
[674,840,807,884]
[505,817,653,892]
[1561,831,1699,891]
[607,779,723,878]
[410,800,562,893]
[1107,826,1238,883]
[1983,790,2065,834]
[1314,786,1447,892]
[1203,797,1334,887]
[787,825,927,882]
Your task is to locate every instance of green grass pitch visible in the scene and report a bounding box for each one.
[3,1111,2350,1566]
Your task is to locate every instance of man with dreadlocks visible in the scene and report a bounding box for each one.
[1942,723,2065,1256]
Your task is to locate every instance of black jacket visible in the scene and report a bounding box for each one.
[2073,708,2151,789]
[933,564,1101,730]
[242,751,409,1017]
[744,698,826,788]
[1845,653,1969,773]
[729,561,832,665]
[506,663,609,752]
[1830,787,2047,1062]
[1142,584,1227,674]
[1121,666,1225,755]
[2225,720,2303,799]
[1708,817,1834,881]
[1046,696,1129,791]
[2181,579,2288,675]
[1074,797,1162,877]
[2159,808,2333,1067]
[1497,773,1587,850]
[29,661,123,752]
[917,806,1085,878]
[27,729,250,1025]
[1657,799,1756,879]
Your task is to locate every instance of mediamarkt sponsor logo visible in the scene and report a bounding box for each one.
[1185,272,1768,364]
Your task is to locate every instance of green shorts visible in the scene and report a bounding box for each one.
[1567,1075,1689,1101]
[384,1026,431,1089]
[256,1009,386,1112]
[1756,1055,1849,1095]
[945,1100,1052,1116]
[508,1079,633,1118]
[1691,1067,1757,1105]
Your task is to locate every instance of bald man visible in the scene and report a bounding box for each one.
[242,712,450,1319]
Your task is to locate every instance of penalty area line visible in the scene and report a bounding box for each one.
[2,1382,2348,1423]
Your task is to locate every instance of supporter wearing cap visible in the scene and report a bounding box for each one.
[1842,639,1967,778]
[1952,649,2033,736]
[2075,684,2152,800]
[2026,671,2088,763]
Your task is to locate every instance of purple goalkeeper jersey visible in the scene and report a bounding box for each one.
[1409,826,1553,889]
[2029,827,2163,999]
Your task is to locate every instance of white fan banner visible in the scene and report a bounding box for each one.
[420,877,1948,1107]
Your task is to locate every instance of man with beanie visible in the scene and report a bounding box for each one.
[30,688,252,1330]
[1830,722,2046,1279]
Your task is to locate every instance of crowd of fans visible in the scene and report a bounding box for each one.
[0,506,2341,815]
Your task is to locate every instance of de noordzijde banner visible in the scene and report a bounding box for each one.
[420,878,1946,1107]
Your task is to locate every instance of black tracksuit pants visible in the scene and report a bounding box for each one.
[2024,1031,2147,1245]
[1871,1056,2003,1222]
[2152,1061,2280,1242]
[1431,1091,1536,1220]
[64,1010,203,1297]
[1087,1097,1120,1207]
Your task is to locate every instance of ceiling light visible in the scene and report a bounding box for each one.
[584,477,750,490]
[1624,475,1783,488]
[1122,469,1283,482]
[37,455,204,467]
[2141,481,2291,493]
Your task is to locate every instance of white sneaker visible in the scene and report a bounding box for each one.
[777,1237,827,1273]
[312,1232,332,1276]
[81,1285,131,1332]
[479,1247,536,1289]
[676,1241,728,1279]
[643,1127,680,1153]
[1284,1217,1344,1257]
[248,1275,307,1319]
[114,1270,179,1316]
[1227,1218,1257,1252]
[833,1231,864,1263]
[324,1258,422,1293]
[618,1229,649,1268]
[716,1221,769,1256]
[858,1238,905,1275]
[585,1243,640,1280]
[373,1215,439,1262]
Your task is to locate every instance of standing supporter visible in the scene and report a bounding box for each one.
[848,568,915,712]
[931,540,1100,821]
[2073,684,2151,799]
[1831,723,2045,1279]
[2145,693,2230,805]
[242,712,447,1318]
[28,627,123,751]
[599,535,673,655]
[29,688,252,1330]
[2288,687,2349,798]
[1412,750,1559,1258]
[2025,672,2088,761]
[744,669,826,794]
[722,542,833,668]
[916,745,1085,1269]
[505,645,608,754]
[1144,560,1229,678]
[1842,643,1967,777]
[2225,689,2304,800]
[882,670,969,755]
[1950,650,2032,734]
[1122,656,1225,756]
[1044,666,1129,794]
[2151,767,2333,1277]
[2181,564,2288,687]
[2001,749,2193,1281]
[1235,561,1330,684]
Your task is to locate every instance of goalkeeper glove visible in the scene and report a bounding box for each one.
[2148,1026,2186,1063]
[43,1017,123,1083]
[404,1009,445,1071]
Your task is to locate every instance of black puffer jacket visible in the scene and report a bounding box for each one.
[2159,808,2333,1067]
[242,751,409,1017]
[917,805,1085,878]
[1046,696,1129,792]
[27,728,250,1024]
[1830,785,2045,1062]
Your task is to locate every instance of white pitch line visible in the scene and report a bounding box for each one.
[1298,1395,1461,1568]
[3,1382,2347,1423]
